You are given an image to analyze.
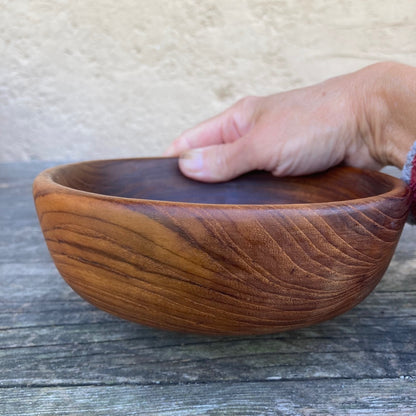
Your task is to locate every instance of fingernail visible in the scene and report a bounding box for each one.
[179,149,204,172]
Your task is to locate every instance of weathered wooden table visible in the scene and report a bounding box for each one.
[1,161,416,416]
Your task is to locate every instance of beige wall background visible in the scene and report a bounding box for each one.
[1,0,416,162]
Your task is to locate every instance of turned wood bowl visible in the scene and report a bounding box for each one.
[33,158,411,335]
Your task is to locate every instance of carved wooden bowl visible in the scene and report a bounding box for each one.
[33,158,411,335]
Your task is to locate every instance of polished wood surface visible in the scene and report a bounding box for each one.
[33,158,411,335]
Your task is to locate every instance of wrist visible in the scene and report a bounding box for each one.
[356,62,416,169]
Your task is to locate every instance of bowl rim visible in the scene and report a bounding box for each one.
[33,157,411,211]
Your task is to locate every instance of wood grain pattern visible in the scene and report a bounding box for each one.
[3,380,416,416]
[33,158,412,335]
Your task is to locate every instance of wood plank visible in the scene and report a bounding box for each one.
[0,161,58,181]
[2,378,416,416]
[0,223,51,264]
[0,161,57,222]
[1,162,416,415]
[1,288,415,386]
[1,162,415,387]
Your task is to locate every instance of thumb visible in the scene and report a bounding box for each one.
[178,137,258,183]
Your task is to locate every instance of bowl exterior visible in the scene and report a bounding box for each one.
[33,171,411,335]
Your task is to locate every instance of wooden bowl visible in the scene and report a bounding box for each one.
[33,158,411,335]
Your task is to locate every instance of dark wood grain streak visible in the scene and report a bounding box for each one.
[33,158,411,334]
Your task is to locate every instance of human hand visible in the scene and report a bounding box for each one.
[165,62,415,182]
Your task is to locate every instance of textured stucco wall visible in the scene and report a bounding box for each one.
[1,0,416,162]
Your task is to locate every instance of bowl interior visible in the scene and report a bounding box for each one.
[51,158,396,205]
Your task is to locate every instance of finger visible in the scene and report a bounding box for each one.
[164,107,244,157]
[178,136,258,183]
[164,114,227,157]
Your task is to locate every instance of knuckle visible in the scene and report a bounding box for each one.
[235,95,259,110]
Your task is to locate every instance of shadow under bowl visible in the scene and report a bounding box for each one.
[33,158,411,335]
